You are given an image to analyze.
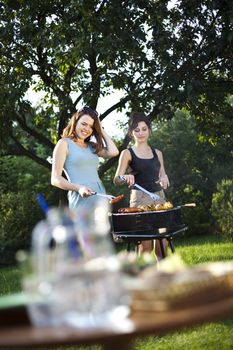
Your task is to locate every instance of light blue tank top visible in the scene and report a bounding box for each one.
[64,138,106,210]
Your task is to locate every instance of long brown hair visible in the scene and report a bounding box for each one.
[61,106,104,154]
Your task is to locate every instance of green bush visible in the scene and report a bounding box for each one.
[211,179,233,241]
[181,205,213,237]
[0,156,60,266]
[165,183,213,237]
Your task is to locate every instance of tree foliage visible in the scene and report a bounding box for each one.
[0,0,232,176]
[211,179,233,241]
[150,108,233,235]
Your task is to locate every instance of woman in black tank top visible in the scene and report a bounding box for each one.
[128,147,162,192]
[114,113,170,260]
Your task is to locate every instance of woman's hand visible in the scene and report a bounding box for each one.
[158,174,170,189]
[78,186,93,197]
[120,174,135,187]
[98,128,119,158]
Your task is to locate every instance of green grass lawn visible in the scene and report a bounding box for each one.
[0,233,233,350]
[134,233,233,350]
[174,234,233,265]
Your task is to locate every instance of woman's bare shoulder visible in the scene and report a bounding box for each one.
[155,148,162,155]
[56,137,65,143]
[122,148,131,155]
[120,148,132,159]
[54,138,69,151]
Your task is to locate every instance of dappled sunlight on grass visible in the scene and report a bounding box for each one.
[174,235,233,266]
[135,321,233,350]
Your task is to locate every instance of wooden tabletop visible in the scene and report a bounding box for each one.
[0,294,233,349]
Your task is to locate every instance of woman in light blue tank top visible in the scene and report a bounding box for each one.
[51,106,119,210]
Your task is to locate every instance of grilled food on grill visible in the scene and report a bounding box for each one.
[163,201,174,209]
[117,202,173,213]
[110,194,125,204]
[138,201,174,212]
[118,207,144,213]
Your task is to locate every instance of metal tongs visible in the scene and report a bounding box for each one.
[91,191,116,201]
[119,175,164,203]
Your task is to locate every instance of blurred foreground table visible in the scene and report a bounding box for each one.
[0,293,233,350]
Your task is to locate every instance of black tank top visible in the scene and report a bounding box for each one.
[128,147,162,192]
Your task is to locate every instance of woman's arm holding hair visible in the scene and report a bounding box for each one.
[97,128,119,158]
[156,149,170,189]
[114,149,135,187]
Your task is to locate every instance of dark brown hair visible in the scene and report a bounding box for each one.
[61,106,104,154]
[128,112,152,138]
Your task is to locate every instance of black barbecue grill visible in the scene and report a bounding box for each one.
[110,206,188,258]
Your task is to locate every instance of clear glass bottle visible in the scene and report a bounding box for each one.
[23,197,130,328]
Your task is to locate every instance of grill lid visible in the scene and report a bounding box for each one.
[111,207,183,233]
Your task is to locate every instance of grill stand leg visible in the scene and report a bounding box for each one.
[135,242,140,254]
[167,237,175,253]
[127,241,142,254]
[127,239,170,258]
[158,239,166,259]
[114,226,187,258]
